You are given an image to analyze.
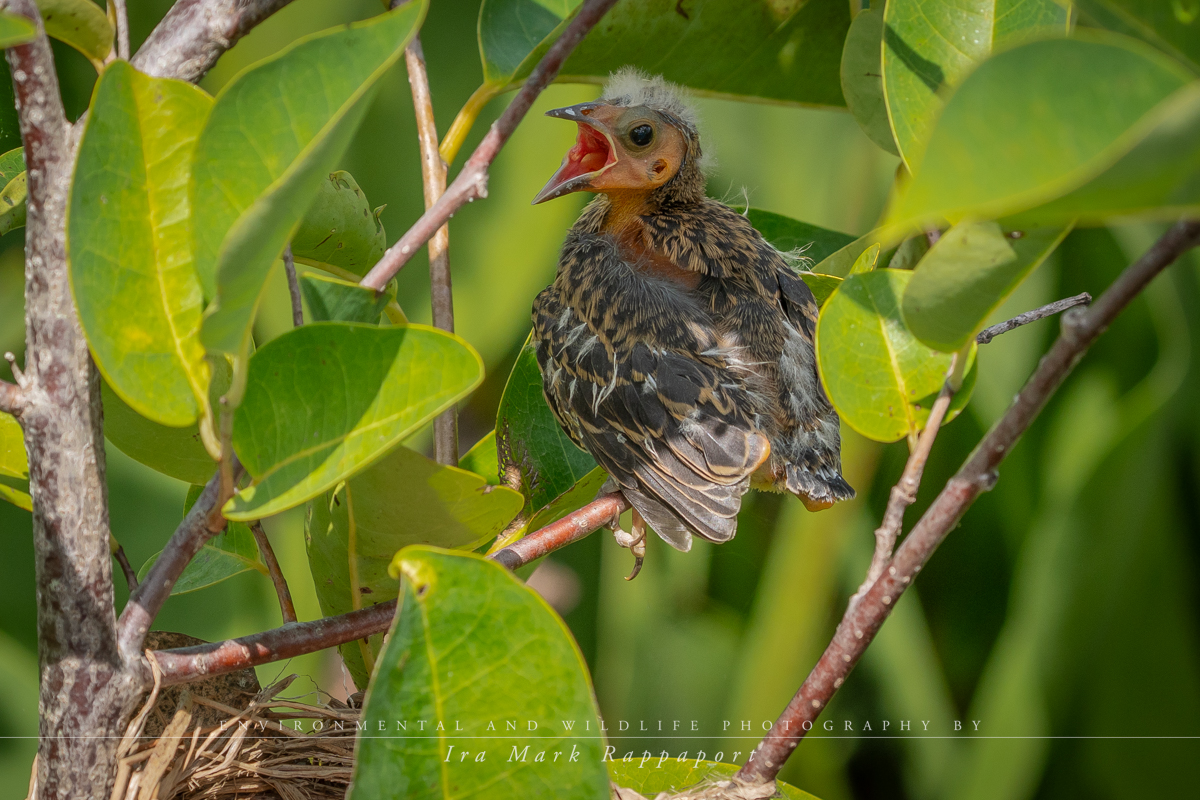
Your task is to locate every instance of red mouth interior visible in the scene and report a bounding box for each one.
[557,123,614,183]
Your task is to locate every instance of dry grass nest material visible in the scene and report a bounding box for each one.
[110,659,363,800]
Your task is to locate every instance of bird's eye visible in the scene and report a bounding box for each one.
[629,124,654,147]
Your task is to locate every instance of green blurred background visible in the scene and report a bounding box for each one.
[1,1,1198,797]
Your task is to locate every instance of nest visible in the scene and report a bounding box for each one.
[109,655,363,800]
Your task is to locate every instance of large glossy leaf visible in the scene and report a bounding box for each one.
[746,208,857,264]
[292,170,386,279]
[37,0,113,67]
[102,381,216,485]
[608,759,819,799]
[299,272,395,324]
[352,547,609,800]
[497,335,597,518]
[1073,0,1200,71]
[69,61,212,430]
[882,0,1068,169]
[458,430,501,484]
[195,2,426,362]
[888,35,1197,231]
[841,7,898,156]
[816,269,975,443]
[138,485,265,594]
[0,412,30,511]
[306,447,523,687]
[0,12,36,48]
[902,221,1070,352]
[227,323,483,520]
[479,0,850,107]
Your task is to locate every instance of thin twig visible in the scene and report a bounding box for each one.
[850,380,954,608]
[282,244,303,327]
[117,460,245,660]
[736,219,1200,786]
[111,536,139,592]
[111,0,130,60]
[359,0,620,291]
[405,35,458,465]
[250,522,297,624]
[151,493,630,684]
[976,292,1092,345]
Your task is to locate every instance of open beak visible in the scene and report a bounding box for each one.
[532,102,619,205]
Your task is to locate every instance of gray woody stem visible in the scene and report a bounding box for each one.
[283,244,304,327]
[111,0,130,61]
[405,35,458,464]
[0,376,22,414]
[359,0,620,291]
[2,3,144,798]
[976,292,1092,345]
[736,219,1200,786]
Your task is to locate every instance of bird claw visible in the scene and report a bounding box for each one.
[612,509,647,581]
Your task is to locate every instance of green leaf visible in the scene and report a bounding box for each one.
[351,547,610,799]
[497,335,597,518]
[0,12,37,49]
[100,361,226,485]
[479,0,851,107]
[0,146,24,185]
[69,61,213,431]
[816,269,975,443]
[195,2,426,363]
[299,272,394,324]
[841,7,898,156]
[849,242,881,274]
[227,323,483,521]
[745,208,857,264]
[888,35,1197,230]
[885,233,930,271]
[523,465,607,536]
[882,0,1068,169]
[1073,0,1200,71]
[902,221,1070,352]
[458,430,501,485]
[0,412,30,512]
[809,228,889,279]
[306,447,523,687]
[608,759,819,800]
[0,171,26,236]
[138,485,265,594]
[36,0,113,67]
[291,170,387,278]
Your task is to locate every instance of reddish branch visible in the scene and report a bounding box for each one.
[152,493,629,685]
[251,522,297,624]
[359,0,620,291]
[405,34,458,464]
[736,220,1200,785]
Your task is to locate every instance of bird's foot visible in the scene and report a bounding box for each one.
[612,509,647,580]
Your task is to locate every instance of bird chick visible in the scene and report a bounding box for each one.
[531,70,854,576]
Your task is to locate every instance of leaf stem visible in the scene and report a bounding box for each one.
[438,82,502,166]
[250,522,297,623]
[110,535,138,592]
[405,34,458,465]
[359,0,620,291]
[735,219,1200,786]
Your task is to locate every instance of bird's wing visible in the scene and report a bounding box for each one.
[532,230,768,545]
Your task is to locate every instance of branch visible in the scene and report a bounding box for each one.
[0,378,22,416]
[131,0,296,83]
[736,219,1200,786]
[251,522,297,623]
[110,536,139,592]
[111,0,130,60]
[976,292,1093,345]
[283,244,303,327]
[405,34,458,465]
[152,493,629,684]
[116,460,244,659]
[359,0,620,291]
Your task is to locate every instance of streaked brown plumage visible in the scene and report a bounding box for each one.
[531,70,853,563]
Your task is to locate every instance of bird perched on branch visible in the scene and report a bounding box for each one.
[531,70,853,578]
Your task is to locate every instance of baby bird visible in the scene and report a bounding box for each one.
[531,70,854,577]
